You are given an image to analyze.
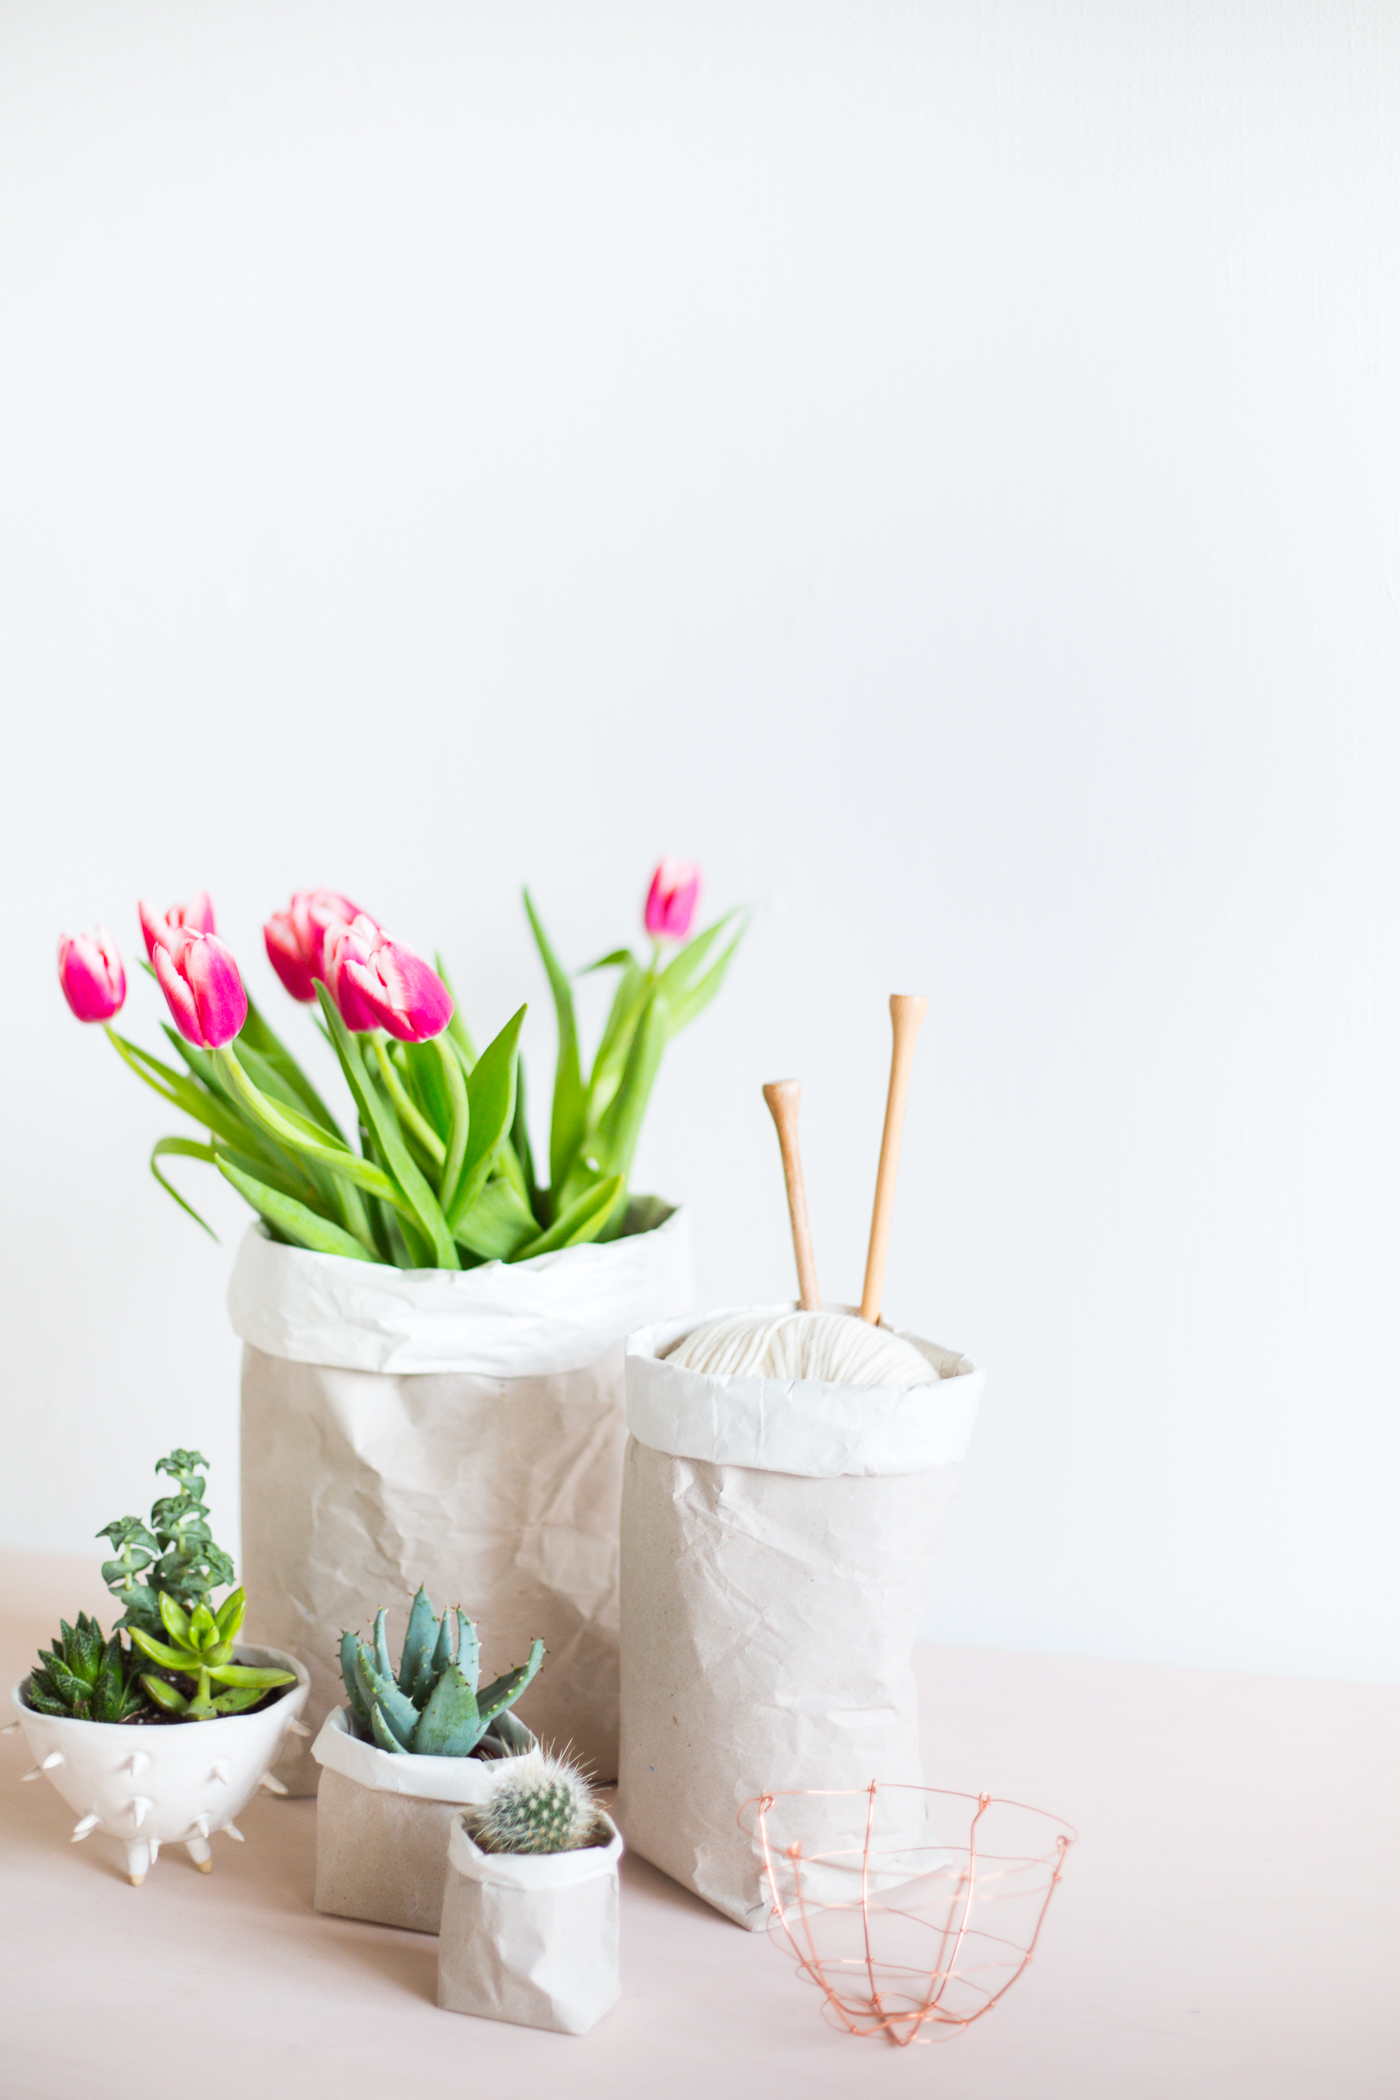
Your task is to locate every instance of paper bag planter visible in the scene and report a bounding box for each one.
[437,1811,624,2035]
[312,1590,545,1934]
[231,1207,693,1793]
[312,1709,519,1933]
[617,1307,986,1930]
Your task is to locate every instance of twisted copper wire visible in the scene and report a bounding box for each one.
[744,1782,1075,2048]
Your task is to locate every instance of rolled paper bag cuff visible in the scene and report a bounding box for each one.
[229,1206,692,1376]
[448,1811,624,1889]
[625,1305,985,1478]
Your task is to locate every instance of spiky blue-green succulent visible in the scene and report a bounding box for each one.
[340,1587,543,1759]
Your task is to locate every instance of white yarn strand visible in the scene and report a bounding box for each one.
[666,1309,936,1388]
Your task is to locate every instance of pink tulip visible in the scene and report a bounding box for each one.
[139,891,216,963]
[264,888,364,1003]
[323,914,453,1042]
[57,928,127,1023]
[152,928,248,1049]
[644,859,701,943]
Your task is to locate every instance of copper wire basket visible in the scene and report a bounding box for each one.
[742,1782,1076,2048]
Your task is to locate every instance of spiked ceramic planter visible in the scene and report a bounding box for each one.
[10,1645,310,1883]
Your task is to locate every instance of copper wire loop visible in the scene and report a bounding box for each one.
[740,1782,1076,2048]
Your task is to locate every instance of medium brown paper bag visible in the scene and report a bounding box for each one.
[229,1213,693,1793]
[437,1812,623,2034]
[617,1309,985,1929]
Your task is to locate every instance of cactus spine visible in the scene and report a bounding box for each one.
[340,1586,542,1759]
[475,1748,599,1854]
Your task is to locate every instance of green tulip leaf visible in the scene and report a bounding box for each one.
[150,1137,219,1240]
[309,992,459,1267]
[524,890,587,1196]
[215,1158,377,1262]
[590,992,669,1191]
[446,1005,526,1230]
[452,1176,538,1261]
[435,955,478,1068]
[512,1173,624,1262]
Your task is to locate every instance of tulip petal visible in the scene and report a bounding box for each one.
[153,941,203,1044]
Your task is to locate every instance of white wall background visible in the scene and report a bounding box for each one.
[2,1,1397,1683]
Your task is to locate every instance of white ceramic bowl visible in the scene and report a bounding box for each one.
[11,1643,310,1883]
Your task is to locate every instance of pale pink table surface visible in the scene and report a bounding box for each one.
[2,1550,1395,2099]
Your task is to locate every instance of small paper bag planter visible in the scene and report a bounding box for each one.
[230,1207,693,1794]
[312,1708,521,1933]
[437,1811,624,2035]
[617,1307,986,1930]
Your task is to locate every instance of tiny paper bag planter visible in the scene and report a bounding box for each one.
[231,1208,693,1794]
[437,1811,623,2035]
[311,1707,520,1933]
[617,1307,985,1930]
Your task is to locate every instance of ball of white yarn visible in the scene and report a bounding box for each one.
[666,1309,935,1388]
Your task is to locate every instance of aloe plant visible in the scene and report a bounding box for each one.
[129,1588,295,1720]
[26,1614,147,1724]
[340,1587,543,1758]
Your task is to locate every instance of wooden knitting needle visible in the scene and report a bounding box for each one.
[762,1079,821,1311]
[859,995,929,1324]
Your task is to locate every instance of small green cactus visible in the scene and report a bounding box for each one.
[339,1586,543,1759]
[475,1748,600,1854]
[26,1613,147,1724]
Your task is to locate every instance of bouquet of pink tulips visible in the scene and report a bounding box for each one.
[57,864,744,1270]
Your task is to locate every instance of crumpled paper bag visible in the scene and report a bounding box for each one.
[616,1312,984,1930]
[437,1811,623,2035]
[312,1707,508,1933]
[231,1214,693,1794]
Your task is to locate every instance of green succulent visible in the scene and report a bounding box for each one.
[129,1586,295,1721]
[26,1613,147,1724]
[97,1448,235,1641]
[340,1586,543,1759]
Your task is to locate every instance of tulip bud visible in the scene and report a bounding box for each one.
[323,914,453,1042]
[152,928,248,1050]
[139,892,216,963]
[644,859,701,943]
[57,928,127,1023]
[264,889,363,1003]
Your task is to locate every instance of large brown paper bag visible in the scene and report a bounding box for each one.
[617,1308,985,1929]
[228,1211,692,1793]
